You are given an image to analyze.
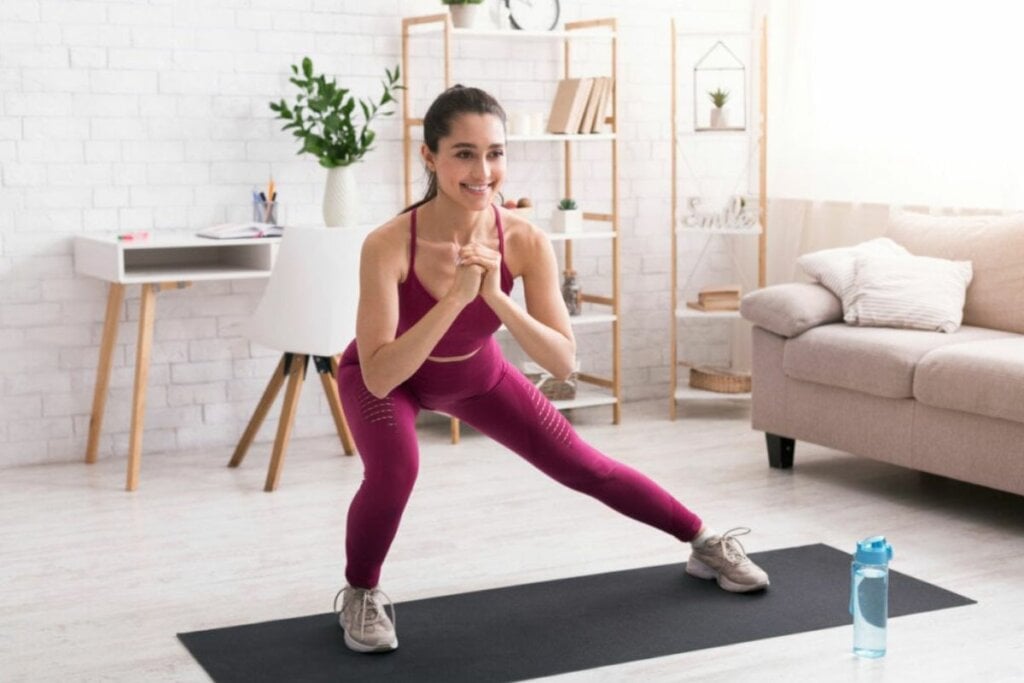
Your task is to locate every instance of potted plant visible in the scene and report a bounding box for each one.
[708,88,730,129]
[270,57,402,227]
[442,0,485,29]
[551,198,583,234]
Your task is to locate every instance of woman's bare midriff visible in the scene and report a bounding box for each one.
[426,347,481,363]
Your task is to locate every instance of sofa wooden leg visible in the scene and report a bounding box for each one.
[766,433,795,469]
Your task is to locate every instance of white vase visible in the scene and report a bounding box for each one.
[449,4,480,29]
[551,208,583,234]
[322,165,359,227]
[710,107,730,129]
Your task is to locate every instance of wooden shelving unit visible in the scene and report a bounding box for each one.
[401,14,621,441]
[669,17,768,420]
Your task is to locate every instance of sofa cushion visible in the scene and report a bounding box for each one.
[886,211,1024,334]
[740,283,842,338]
[844,254,973,333]
[914,338,1024,424]
[783,324,1017,399]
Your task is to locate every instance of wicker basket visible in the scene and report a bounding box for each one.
[524,371,578,400]
[688,366,751,394]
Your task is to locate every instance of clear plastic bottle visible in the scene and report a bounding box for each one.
[850,536,893,658]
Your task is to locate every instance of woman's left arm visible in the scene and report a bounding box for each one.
[462,225,577,379]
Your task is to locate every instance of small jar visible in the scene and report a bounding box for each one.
[562,269,582,316]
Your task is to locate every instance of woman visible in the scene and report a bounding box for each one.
[334,85,769,653]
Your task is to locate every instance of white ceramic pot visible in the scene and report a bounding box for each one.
[710,106,730,129]
[551,208,583,234]
[448,4,480,29]
[322,165,359,227]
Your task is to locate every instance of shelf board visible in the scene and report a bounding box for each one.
[568,313,616,326]
[674,385,751,402]
[508,132,616,142]
[675,129,752,139]
[552,386,618,411]
[673,29,753,38]
[675,308,742,319]
[499,313,616,333]
[676,222,762,235]
[546,230,616,242]
[407,23,616,41]
[401,126,617,141]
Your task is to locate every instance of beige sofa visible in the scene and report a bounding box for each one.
[740,212,1024,497]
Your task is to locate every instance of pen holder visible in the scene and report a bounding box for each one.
[253,199,280,225]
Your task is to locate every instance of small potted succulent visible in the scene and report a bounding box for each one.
[442,0,485,29]
[708,88,730,129]
[551,198,583,234]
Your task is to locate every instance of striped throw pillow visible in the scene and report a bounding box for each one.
[844,254,974,333]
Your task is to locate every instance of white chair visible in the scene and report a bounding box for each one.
[229,224,373,491]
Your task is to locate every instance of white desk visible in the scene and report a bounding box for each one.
[74,233,280,491]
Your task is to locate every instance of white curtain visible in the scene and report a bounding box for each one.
[766,0,1024,210]
[759,0,1024,290]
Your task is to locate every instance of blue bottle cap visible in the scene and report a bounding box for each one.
[855,535,893,565]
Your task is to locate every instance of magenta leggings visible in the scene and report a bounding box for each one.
[337,338,703,588]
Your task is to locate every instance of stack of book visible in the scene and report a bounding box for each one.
[546,76,614,135]
[686,284,742,312]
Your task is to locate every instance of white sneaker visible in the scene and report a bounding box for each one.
[686,527,770,593]
[334,585,398,652]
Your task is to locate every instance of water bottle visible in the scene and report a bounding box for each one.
[850,535,893,658]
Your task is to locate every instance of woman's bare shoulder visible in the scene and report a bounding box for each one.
[500,207,550,252]
[499,207,553,278]
[363,213,412,274]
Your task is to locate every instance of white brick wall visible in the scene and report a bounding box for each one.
[0,0,754,467]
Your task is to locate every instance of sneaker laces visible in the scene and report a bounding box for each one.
[711,527,752,564]
[334,586,397,637]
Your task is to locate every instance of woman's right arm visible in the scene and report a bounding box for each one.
[355,228,482,398]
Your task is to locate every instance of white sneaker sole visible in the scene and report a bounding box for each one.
[685,556,769,593]
[343,630,398,653]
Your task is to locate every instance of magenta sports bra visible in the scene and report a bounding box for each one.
[396,205,515,357]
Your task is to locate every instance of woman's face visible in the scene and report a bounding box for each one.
[424,113,506,212]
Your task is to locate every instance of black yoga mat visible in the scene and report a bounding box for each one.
[178,544,974,682]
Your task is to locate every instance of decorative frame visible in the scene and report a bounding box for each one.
[693,40,747,131]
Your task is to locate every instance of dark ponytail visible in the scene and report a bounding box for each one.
[402,85,507,213]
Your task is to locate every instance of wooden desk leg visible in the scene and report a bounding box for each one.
[229,355,287,468]
[265,354,307,492]
[323,356,355,456]
[86,283,125,464]
[450,417,460,444]
[126,283,157,492]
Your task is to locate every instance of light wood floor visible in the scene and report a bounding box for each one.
[3,400,1023,682]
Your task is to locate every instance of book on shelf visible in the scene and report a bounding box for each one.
[587,76,614,133]
[700,286,741,301]
[546,77,594,134]
[577,77,604,133]
[196,222,283,239]
[686,284,741,311]
[686,299,740,312]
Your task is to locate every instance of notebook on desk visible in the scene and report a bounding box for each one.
[197,223,283,239]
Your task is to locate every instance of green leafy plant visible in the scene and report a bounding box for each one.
[441,0,485,5]
[708,88,730,109]
[269,57,403,168]
[558,198,579,211]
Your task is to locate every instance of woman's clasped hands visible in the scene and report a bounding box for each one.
[447,242,503,306]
